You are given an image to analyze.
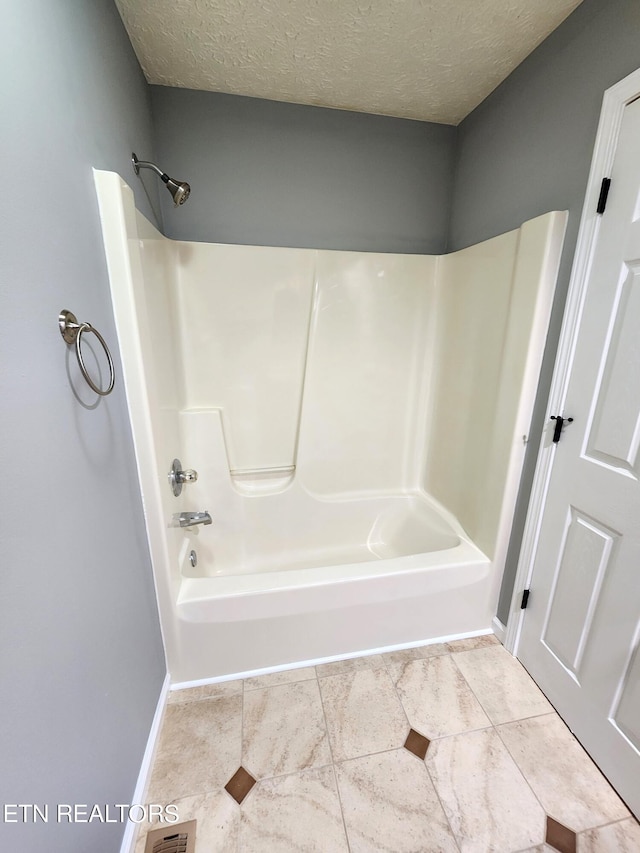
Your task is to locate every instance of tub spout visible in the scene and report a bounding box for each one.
[172,511,212,528]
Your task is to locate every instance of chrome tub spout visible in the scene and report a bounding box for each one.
[172,511,212,528]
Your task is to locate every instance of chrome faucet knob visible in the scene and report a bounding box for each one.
[168,458,199,496]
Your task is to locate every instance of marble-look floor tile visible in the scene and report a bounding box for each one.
[498,714,630,832]
[453,645,553,724]
[243,665,316,690]
[395,655,491,738]
[426,727,545,852]
[147,695,242,803]
[446,633,500,652]
[243,679,330,778]
[382,643,449,680]
[134,791,240,853]
[240,766,349,852]
[319,668,408,761]
[168,679,242,705]
[316,654,386,678]
[578,818,640,851]
[336,748,458,852]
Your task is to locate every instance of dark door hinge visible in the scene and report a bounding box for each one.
[597,177,611,214]
[521,589,530,609]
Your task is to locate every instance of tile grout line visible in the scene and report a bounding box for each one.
[420,753,464,853]
[575,814,640,837]
[315,670,353,853]
[236,672,252,847]
[235,760,336,787]
[381,652,416,734]
[448,649,554,847]
[492,717,564,844]
[242,667,318,691]
[236,733,243,853]
[446,646,552,848]
[238,676,322,799]
[382,649,463,852]
[448,649,506,725]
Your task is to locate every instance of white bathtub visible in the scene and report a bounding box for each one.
[161,410,495,679]
[169,490,493,682]
[177,493,489,622]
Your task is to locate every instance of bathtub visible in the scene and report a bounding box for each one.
[169,413,492,677]
[94,169,566,683]
[177,492,490,622]
[169,486,492,681]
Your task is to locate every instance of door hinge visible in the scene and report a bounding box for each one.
[596,177,611,214]
[520,589,530,609]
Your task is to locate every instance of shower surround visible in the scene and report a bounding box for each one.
[95,170,566,683]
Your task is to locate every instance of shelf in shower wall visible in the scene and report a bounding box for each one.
[230,464,296,495]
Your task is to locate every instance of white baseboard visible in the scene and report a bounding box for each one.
[120,672,171,853]
[492,615,507,643]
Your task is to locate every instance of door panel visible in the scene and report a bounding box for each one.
[615,644,640,750]
[586,259,640,473]
[542,509,617,677]
[518,96,640,817]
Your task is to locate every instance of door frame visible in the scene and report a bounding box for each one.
[504,66,640,656]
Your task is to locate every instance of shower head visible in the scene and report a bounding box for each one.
[132,153,191,206]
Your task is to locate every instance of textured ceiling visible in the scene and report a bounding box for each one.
[115,0,583,125]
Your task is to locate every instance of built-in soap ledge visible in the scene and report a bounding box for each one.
[230,464,295,496]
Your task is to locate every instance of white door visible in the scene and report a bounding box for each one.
[518,95,640,817]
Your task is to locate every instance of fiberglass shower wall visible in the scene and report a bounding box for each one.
[172,246,438,498]
[170,215,561,566]
[426,214,567,560]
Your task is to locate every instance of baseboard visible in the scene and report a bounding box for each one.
[120,672,171,853]
[492,616,507,643]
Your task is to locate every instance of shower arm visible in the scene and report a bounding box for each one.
[132,155,169,182]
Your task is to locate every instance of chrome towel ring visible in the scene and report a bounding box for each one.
[59,309,115,396]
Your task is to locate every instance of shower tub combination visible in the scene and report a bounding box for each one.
[95,170,566,684]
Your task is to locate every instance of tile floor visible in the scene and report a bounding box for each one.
[135,635,640,852]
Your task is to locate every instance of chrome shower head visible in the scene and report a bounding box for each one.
[132,153,191,207]
[165,176,190,206]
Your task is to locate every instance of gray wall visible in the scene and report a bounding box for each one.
[0,2,165,851]
[449,0,640,624]
[150,87,456,254]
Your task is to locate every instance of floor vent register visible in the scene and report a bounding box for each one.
[143,819,197,853]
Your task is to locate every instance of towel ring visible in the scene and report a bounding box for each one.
[59,309,115,396]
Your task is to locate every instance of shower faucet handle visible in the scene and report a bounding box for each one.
[169,458,199,496]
